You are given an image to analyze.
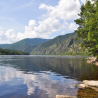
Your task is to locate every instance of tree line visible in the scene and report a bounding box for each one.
[0,48,29,55]
[75,0,98,57]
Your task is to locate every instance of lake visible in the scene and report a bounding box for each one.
[0,55,98,98]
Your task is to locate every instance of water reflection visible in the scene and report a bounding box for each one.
[0,66,78,98]
[0,55,98,98]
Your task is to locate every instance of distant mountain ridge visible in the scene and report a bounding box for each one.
[0,38,51,51]
[0,33,89,55]
[30,32,89,55]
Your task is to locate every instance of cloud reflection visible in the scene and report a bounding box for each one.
[0,66,78,97]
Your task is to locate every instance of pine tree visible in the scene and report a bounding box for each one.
[74,0,98,57]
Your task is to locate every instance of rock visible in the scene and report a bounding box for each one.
[93,61,98,66]
[55,95,76,98]
[55,95,70,98]
[82,80,98,87]
[86,57,96,60]
[86,57,98,66]
[87,60,92,63]
[78,84,86,88]
[91,86,98,92]
[78,80,98,92]
[78,80,98,88]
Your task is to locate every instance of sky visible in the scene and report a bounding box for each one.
[0,0,89,44]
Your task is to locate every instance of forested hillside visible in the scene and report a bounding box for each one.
[0,32,90,56]
[0,48,29,55]
[0,38,50,51]
[30,32,89,55]
[23,45,37,53]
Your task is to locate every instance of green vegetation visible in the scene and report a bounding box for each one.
[74,0,98,57]
[0,38,50,52]
[0,48,29,55]
[0,33,90,56]
[30,32,89,55]
[23,45,37,53]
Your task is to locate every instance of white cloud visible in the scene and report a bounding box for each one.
[0,27,6,40]
[16,0,81,43]
[16,19,49,40]
[15,18,64,42]
[0,65,78,97]
[62,31,65,34]
[25,20,36,34]
[5,29,17,42]
[0,0,89,44]
[39,0,81,20]
[81,0,94,4]
[39,4,54,11]
[35,18,65,34]
[81,0,87,4]
[69,23,78,30]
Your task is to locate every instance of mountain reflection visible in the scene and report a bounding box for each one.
[0,55,98,98]
[1,55,98,80]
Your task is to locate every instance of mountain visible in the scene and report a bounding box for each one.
[0,33,89,55]
[0,38,50,51]
[30,32,89,55]
[23,45,37,53]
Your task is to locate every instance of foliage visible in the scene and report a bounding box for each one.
[0,38,50,52]
[74,0,98,57]
[30,32,89,55]
[0,48,29,55]
[23,45,37,53]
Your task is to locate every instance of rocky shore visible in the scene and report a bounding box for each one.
[78,80,98,92]
[78,57,98,91]
[55,57,98,98]
[86,57,98,66]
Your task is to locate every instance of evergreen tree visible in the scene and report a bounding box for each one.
[74,0,98,57]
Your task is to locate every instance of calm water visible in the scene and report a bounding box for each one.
[0,55,98,98]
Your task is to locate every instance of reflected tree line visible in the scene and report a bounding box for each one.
[3,56,98,81]
[2,56,98,97]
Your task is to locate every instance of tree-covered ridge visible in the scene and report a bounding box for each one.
[0,48,29,55]
[23,45,37,53]
[74,0,98,57]
[0,32,89,55]
[0,38,50,51]
[30,32,89,55]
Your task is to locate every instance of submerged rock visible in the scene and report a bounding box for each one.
[55,95,76,98]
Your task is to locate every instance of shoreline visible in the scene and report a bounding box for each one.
[86,57,98,66]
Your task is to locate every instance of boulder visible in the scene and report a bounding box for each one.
[82,80,98,87]
[87,60,93,63]
[93,61,98,66]
[78,80,98,92]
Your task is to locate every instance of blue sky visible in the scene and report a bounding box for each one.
[0,0,88,44]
